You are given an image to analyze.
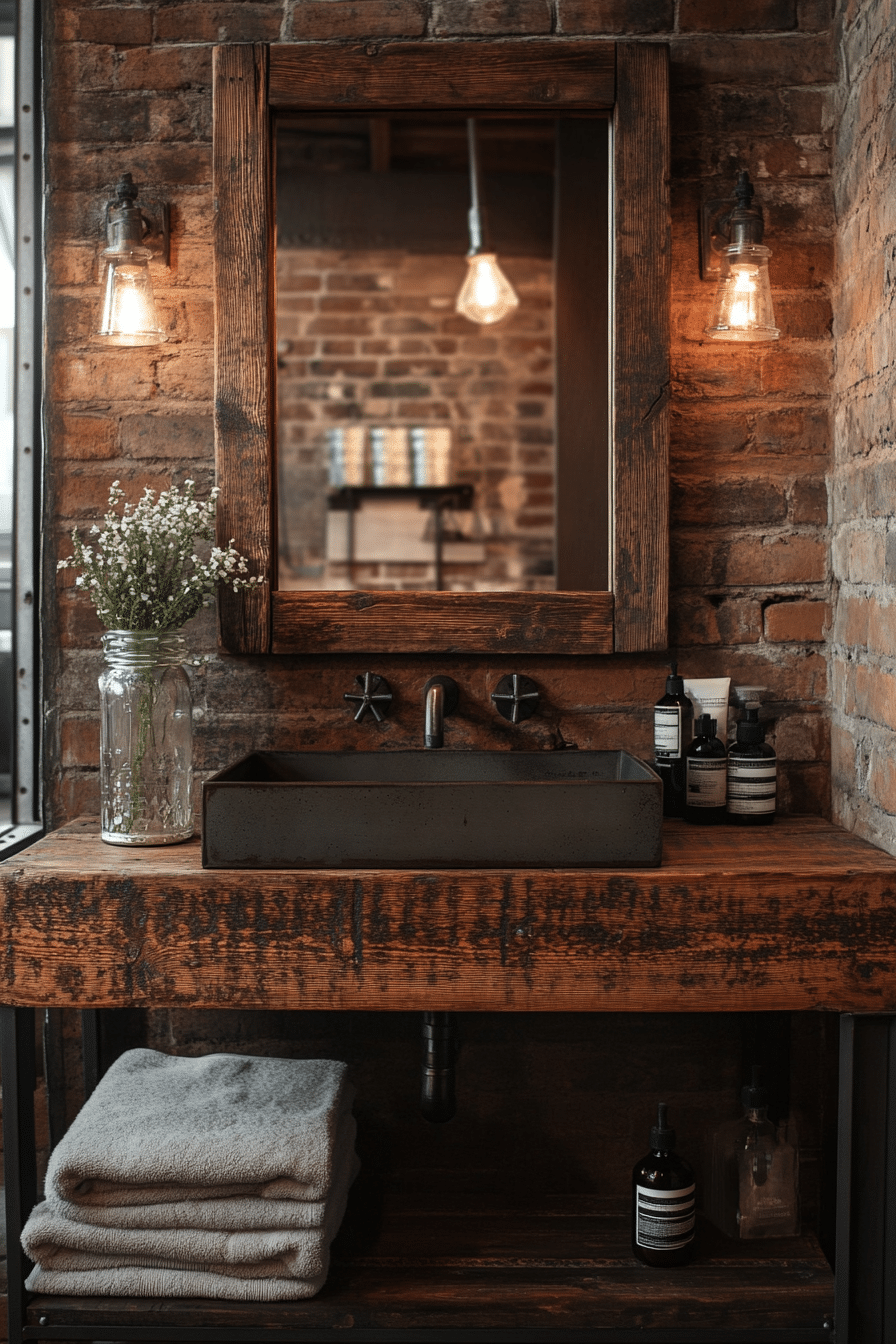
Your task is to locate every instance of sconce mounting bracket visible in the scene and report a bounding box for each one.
[103,175,171,268]
[699,195,736,281]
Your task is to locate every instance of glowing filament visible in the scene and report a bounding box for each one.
[455,253,519,326]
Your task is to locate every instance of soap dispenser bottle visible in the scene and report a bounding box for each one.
[707,1066,800,1240]
[684,714,727,824]
[654,663,693,817]
[727,703,776,825]
[632,1103,696,1267]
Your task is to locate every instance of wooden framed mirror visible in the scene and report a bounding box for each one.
[213,41,669,656]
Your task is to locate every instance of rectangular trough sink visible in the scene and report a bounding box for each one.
[202,750,663,869]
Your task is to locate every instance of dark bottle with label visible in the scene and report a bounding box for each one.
[685,714,728,824]
[654,663,693,818]
[632,1102,696,1267]
[727,703,776,825]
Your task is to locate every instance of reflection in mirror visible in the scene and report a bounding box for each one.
[275,115,608,595]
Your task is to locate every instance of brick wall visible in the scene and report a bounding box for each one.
[830,0,896,852]
[47,0,836,824]
[277,247,555,591]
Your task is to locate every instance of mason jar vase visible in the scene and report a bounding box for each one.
[99,630,193,845]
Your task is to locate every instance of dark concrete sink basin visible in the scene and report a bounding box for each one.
[202,750,662,869]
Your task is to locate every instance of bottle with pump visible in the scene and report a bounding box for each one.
[685,714,727,824]
[727,702,776,825]
[654,663,693,817]
[632,1103,696,1267]
[707,1066,799,1239]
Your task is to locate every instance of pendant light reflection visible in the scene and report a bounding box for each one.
[704,172,779,344]
[96,174,167,347]
[455,120,519,326]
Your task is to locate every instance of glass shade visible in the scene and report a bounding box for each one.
[97,246,166,347]
[704,243,779,343]
[455,253,519,326]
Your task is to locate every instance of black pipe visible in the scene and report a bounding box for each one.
[421,1011,456,1122]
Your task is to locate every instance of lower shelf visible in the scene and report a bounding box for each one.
[24,1199,834,1341]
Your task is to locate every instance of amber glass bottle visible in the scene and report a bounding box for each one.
[632,1103,696,1267]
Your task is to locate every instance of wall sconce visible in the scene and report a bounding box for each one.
[96,174,169,347]
[701,170,779,344]
[455,120,519,326]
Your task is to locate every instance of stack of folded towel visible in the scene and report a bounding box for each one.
[22,1048,358,1301]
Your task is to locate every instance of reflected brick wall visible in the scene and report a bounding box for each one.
[47,1,836,824]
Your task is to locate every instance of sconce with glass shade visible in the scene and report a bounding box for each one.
[96,174,169,347]
[455,119,519,326]
[703,170,779,344]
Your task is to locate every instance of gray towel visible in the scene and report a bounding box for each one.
[24,1264,330,1301]
[46,1050,354,1206]
[23,1148,359,1281]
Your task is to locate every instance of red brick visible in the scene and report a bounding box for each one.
[113,45,212,91]
[761,349,833,397]
[54,411,117,461]
[764,599,829,642]
[431,0,551,33]
[672,35,835,86]
[854,666,896,734]
[671,475,788,528]
[773,712,828,761]
[678,0,796,31]
[797,0,832,30]
[557,0,673,32]
[869,750,896,816]
[61,714,100,766]
[716,598,763,644]
[154,4,282,42]
[725,535,827,585]
[789,476,828,524]
[74,6,153,44]
[291,0,426,36]
[868,604,896,659]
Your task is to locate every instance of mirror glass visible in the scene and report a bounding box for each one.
[275,114,609,595]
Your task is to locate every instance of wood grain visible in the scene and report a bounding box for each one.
[269,41,616,110]
[612,43,670,653]
[213,44,274,655]
[272,590,615,654]
[25,1200,832,1333]
[2,818,896,1013]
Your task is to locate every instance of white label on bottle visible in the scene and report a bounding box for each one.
[654,706,682,758]
[635,1183,696,1250]
[686,756,727,807]
[727,757,777,815]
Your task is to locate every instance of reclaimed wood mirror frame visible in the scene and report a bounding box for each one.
[213,41,669,656]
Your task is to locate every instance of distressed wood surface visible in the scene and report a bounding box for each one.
[213,44,274,655]
[612,43,670,653]
[272,590,615,654]
[2,818,896,1012]
[269,40,616,110]
[27,1220,832,1333]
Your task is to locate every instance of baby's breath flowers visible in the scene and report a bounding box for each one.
[57,480,262,630]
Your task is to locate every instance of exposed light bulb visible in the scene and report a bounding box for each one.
[455,253,519,326]
[705,243,779,343]
[97,251,166,347]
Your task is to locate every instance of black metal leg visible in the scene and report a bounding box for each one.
[2,1005,38,1344]
[835,1013,896,1344]
[81,1007,101,1097]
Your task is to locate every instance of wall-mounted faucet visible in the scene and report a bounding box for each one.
[423,676,459,748]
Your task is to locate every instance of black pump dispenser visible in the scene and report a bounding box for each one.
[654,662,692,817]
[727,701,776,825]
[741,1065,768,1112]
[684,714,727,824]
[651,1102,675,1151]
[632,1102,696,1267]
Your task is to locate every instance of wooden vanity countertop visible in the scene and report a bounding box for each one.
[2,815,895,1013]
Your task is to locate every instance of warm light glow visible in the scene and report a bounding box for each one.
[455,253,519,326]
[97,250,166,347]
[705,243,779,343]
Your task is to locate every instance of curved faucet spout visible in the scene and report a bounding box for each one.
[423,676,460,748]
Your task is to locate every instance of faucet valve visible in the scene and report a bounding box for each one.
[491,673,540,724]
[344,672,393,724]
[423,676,459,748]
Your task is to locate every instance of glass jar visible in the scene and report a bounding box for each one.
[99,630,193,845]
